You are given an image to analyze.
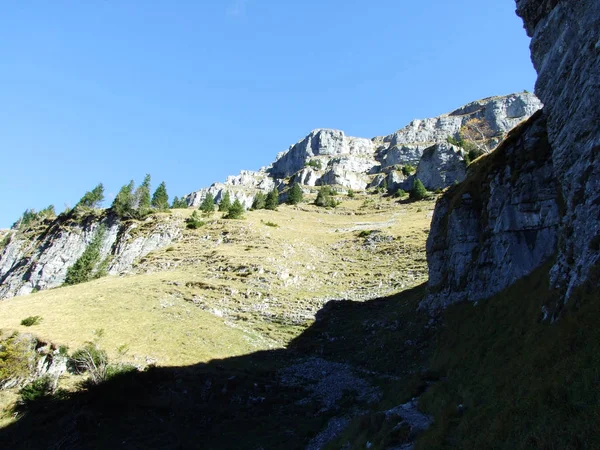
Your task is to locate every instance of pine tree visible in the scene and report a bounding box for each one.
[199,193,215,215]
[77,183,105,209]
[112,181,135,218]
[252,192,267,210]
[225,199,245,219]
[64,226,107,286]
[265,188,279,210]
[315,186,338,208]
[135,174,152,213]
[409,178,428,201]
[287,183,303,205]
[151,181,169,210]
[218,191,231,212]
[171,196,188,209]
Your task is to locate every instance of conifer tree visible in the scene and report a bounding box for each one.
[287,183,303,205]
[199,193,215,215]
[315,186,337,207]
[112,181,135,218]
[151,181,169,210]
[265,188,279,210]
[218,191,232,212]
[135,174,152,213]
[171,196,188,209]
[409,178,428,201]
[77,183,105,209]
[64,226,107,286]
[225,199,245,219]
[252,192,267,210]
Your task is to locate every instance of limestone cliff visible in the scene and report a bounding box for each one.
[0,212,181,299]
[186,93,541,208]
[424,0,600,309]
[425,111,561,308]
[517,0,600,299]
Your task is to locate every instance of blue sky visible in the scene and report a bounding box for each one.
[0,1,536,228]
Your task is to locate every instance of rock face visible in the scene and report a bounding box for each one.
[185,93,542,207]
[517,0,600,299]
[425,112,561,308]
[424,0,600,309]
[0,213,181,300]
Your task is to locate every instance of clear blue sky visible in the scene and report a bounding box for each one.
[0,0,536,228]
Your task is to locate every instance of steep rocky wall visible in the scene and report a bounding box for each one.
[0,212,181,299]
[517,0,600,299]
[424,111,561,308]
[423,1,600,309]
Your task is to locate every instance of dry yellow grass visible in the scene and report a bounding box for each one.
[0,193,434,368]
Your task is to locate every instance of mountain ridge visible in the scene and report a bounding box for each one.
[185,92,542,209]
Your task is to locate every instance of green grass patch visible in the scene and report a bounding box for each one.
[20,316,42,327]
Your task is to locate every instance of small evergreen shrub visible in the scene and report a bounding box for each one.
[347,189,355,198]
[262,221,278,228]
[186,211,205,229]
[305,159,323,170]
[401,165,416,176]
[409,178,428,201]
[19,375,54,404]
[446,135,462,147]
[225,199,245,219]
[20,316,42,327]
[394,189,407,198]
[315,186,339,208]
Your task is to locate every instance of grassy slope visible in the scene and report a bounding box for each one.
[0,273,262,366]
[0,285,432,450]
[417,261,600,450]
[3,188,597,449]
[1,251,598,449]
[0,193,433,431]
[0,193,432,365]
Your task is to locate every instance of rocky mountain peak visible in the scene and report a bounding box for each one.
[186,92,542,209]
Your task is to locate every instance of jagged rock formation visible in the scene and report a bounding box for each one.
[517,0,600,299]
[424,0,600,309]
[425,111,561,308]
[0,213,180,299]
[186,93,542,208]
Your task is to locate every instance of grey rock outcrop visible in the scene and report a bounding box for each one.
[0,213,181,299]
[415,143,466,191]
[517,0,600,299]
[185,93,542,205]
[423,0,600,309]
[425,112,561,308]
[375,93,542,168]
